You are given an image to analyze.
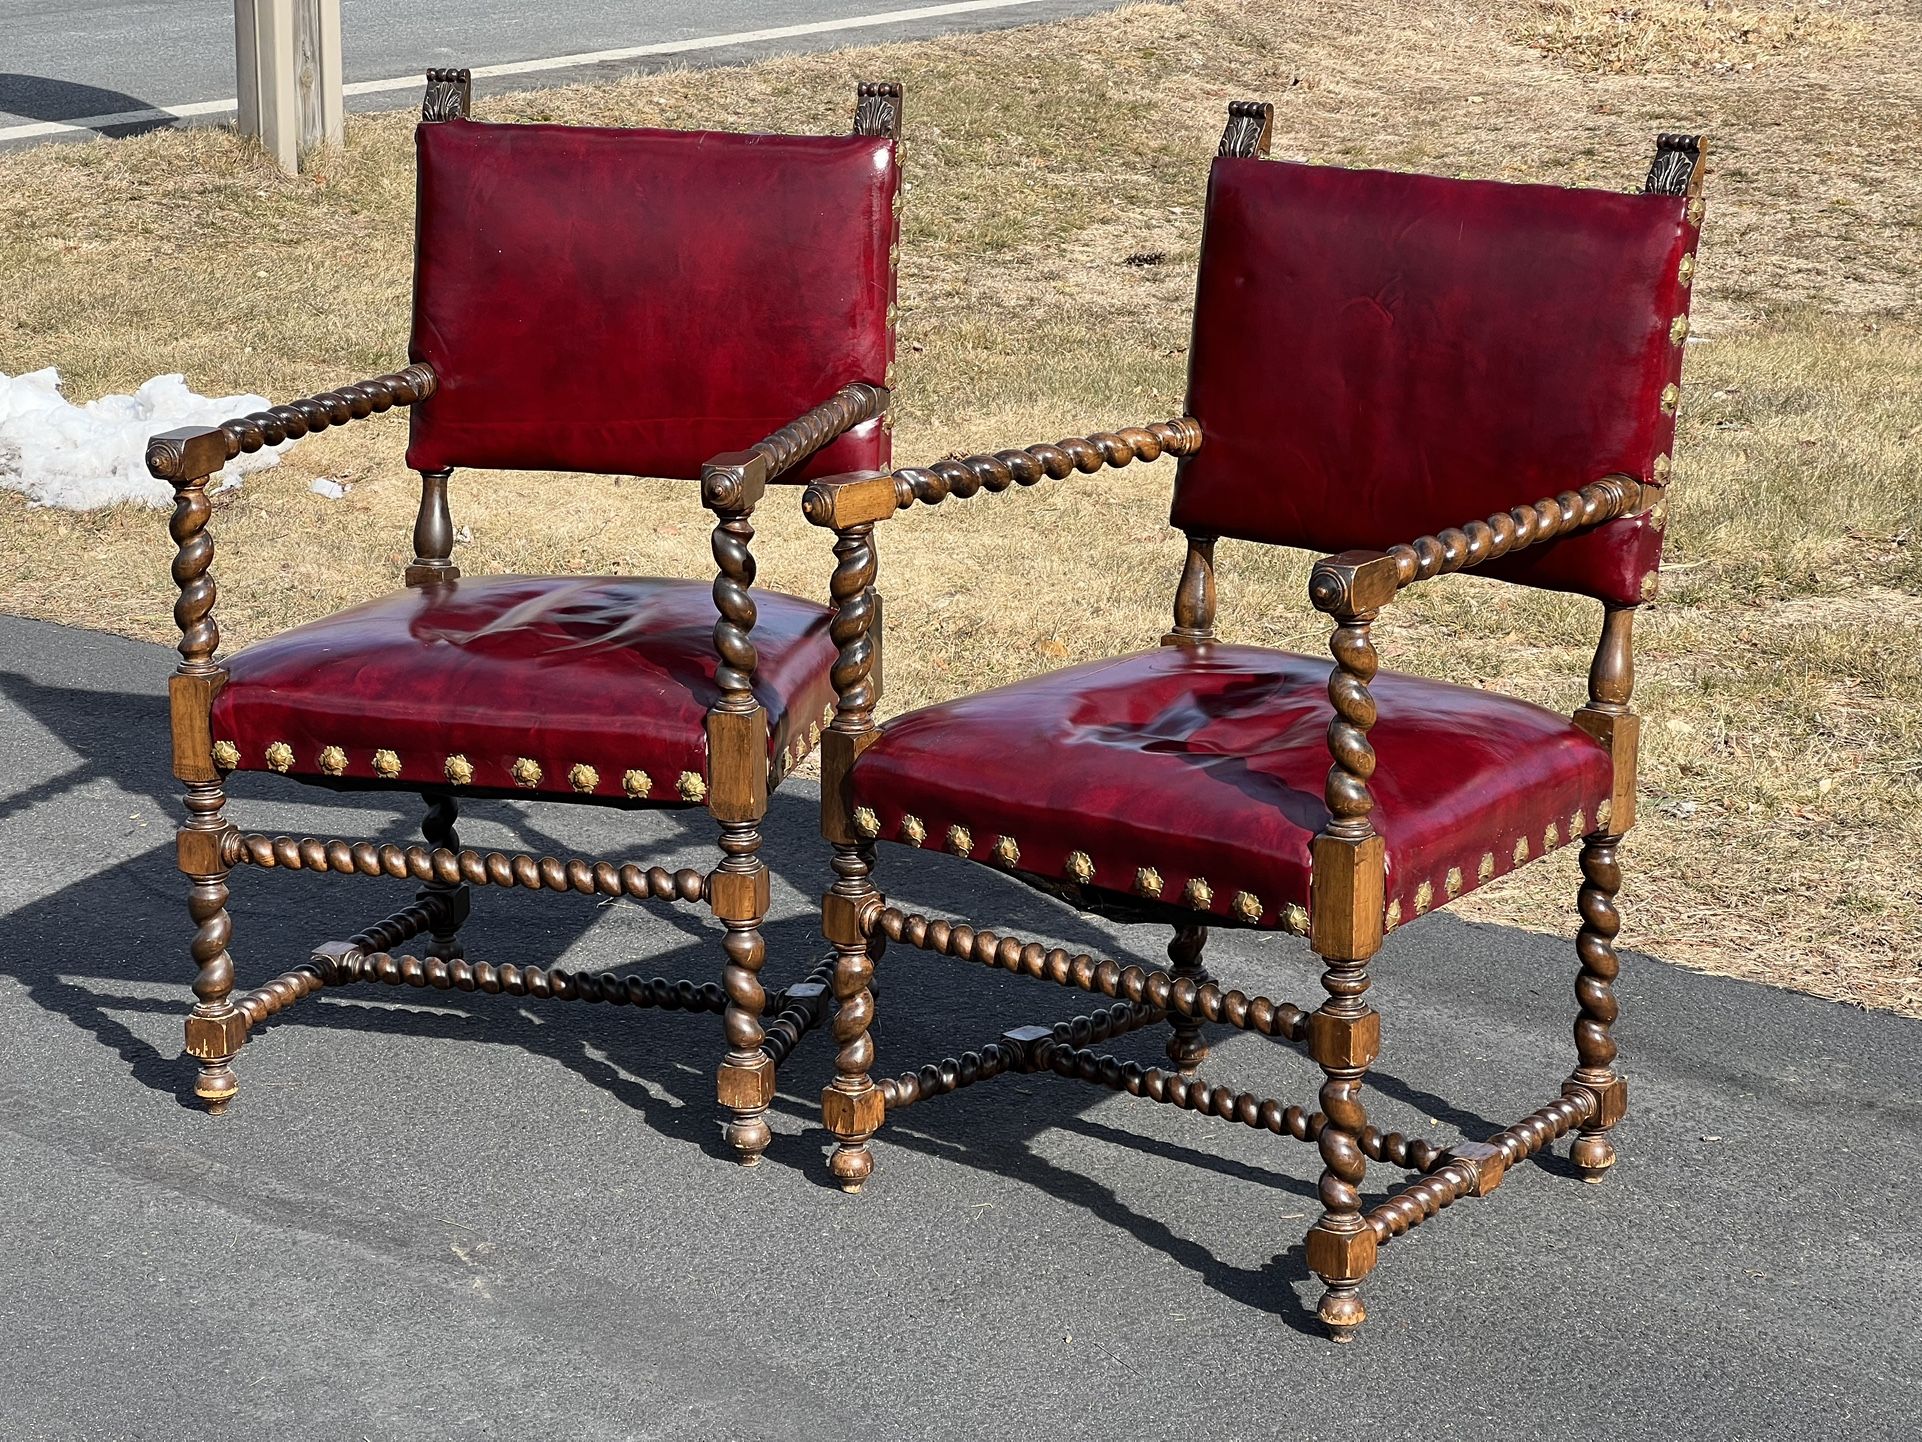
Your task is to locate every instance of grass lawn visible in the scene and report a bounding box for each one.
[1,0,1917,1012]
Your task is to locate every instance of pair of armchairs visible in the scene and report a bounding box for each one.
[146,73,1704,1340]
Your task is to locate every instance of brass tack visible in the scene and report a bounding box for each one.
[1067,850,1095,884]
[1478,852,1495,883]
[1232,891,1263,923]
[1571,808,1588,838]
[885,303,898,330]
[948,824,973,857]
[569,763,599,794]
[1135,866,1163,898]
[884,362,898,389]
[265,741,294,773]
[1669,314,1689,346]
[1597,799,1614,829]
[1686,196,1704,226]
[1678,254,1696,288]
[1648,496,1669,532]
[888,242,899,270]
[1653,453,1672,482]
[891,189,903,217]
[1445,867,1463,899]
[822,703,835,729]
[1641,571,1661,601]
[1184,875,1212,908]
[1512,836,1530,866]
[1415,880,1434,915]
[372,748,402,779]
[1283,902,1309,934]
[211,740,240,771]
[445,754,474,786]
[901,814,926,846]
[1660,383,1680,416]
[1384,898,1403,932]
[677,770,707,802]
[1545,820,1561,851]
[622,768,652,799]
[854,806,881,839]
[318,746,347,777]
[992,835,1020,866]
[512,757,542,789]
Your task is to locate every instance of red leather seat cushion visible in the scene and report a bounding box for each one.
[1172,158,1698,605]
[405,119,898,480]
[209,578,837,802]
[848,645,1611,932]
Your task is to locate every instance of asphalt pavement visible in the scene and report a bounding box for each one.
[1,0,1127,148]
[1,611,1918,1440]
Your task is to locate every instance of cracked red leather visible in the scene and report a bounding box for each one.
[210,577,839,802]
[406,118,897,480]
[848,644,1611,930]
[1172,157,1700,604]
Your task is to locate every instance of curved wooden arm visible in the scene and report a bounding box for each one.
[144,364,437,482]
[699,383,890,511]
[799,415,1202,529]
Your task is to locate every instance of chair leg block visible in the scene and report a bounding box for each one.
[718,1053,776,1166]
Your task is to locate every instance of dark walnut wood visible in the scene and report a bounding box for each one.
[1642,132,1704,197]
[422,68,472,123]
[852,80,903,140]
[1218,99,1274,159]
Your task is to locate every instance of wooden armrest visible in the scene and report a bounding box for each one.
[699,382,890,511]
[1308,473,1653,616]
[145,364,437,484]
[799,416,1202,529]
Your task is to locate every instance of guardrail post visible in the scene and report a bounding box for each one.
[235,0,343,173]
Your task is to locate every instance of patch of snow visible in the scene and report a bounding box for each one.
[0,368,294,510]
[309,478,348,499]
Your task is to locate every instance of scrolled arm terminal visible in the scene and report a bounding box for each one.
[700,382,890,513]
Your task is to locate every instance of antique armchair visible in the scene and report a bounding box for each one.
[798,102,1705,1336]
[143,71,906,1165]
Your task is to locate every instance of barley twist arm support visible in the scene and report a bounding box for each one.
[145,364,437,475]
[1371,474,1650,593]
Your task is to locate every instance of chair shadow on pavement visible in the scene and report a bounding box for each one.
[4,658,1557,1332]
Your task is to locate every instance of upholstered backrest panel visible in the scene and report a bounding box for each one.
[406,118,897,480]
[1170,158,1700,604]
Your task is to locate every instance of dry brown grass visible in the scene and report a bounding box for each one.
[1512,0,1867,75]
[1,0,1918,1012]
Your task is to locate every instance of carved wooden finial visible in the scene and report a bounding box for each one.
[1218,100,1273,160]
[853,80,903,139]
[422,68,473,123]
[1642,132,1706,198]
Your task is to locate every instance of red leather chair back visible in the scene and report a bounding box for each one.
[1170,158,1701,604]
[405,118,898,481]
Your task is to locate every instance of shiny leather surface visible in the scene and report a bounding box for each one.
[211,578,839,802]
[849,645,1611,930]
[1172,159,1699,604]
[406,119,897,480]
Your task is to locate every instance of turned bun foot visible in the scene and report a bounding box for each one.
[1571,1132,1617,1183]
[829,1144,873,1193]
[1319,1285,1366,1343]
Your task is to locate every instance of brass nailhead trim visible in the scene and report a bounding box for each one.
[318,746,347,777]
[1184,875,1212,908]
[1669,315,1690,346]
[1067,850,1095,883]
[901,814,926,846]
[891,189,903,217]
[1641,571,1661,601]
[1571,808,1588,838]
[1678,254,1696,287]
[1545,820,1561,851]
[1653,453,1672,482]
[512,757,542,788]
[992,835,1020,866]
[1660,383,1680,416]
[1478,852,1495,883]
[1282,902,1309,934]
[1415,880,1434,915]
[948,824,973,857]
[620,769,651,799]
[853,806,881,839]
[1135,866,1163,898]
[1596,799,1614,829]
[884,362,898,389]
[372,749,402,779]
[569,763,599,794]
[885,303,898,330]
[1232,891,1262,923]
[1445,867,1463,899]
[211,740,240,771]
[445,754,473,785]
[1686,196,1704,226]
[265,741,294,773]
[822,703,836,729]
[1649,496,1669,532]
[1384,898,1403,932]
[677,771,707,802]
[1512,837,1530,866]
[888,242,899,269]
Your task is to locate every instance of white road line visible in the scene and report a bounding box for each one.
[0,0,1058,143]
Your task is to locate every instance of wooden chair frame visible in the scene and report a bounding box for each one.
[797,104,1705,1338]
[143,73,906,1166]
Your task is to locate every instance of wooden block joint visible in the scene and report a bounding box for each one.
[1306,1008,1381,1070]
[782,981,827,1007]
[1304,1223,1378,1282]
[821,1084,885,1137]
[1309,833,1387,960]
[821,891,878,947]
[1001,1024,1056,1071]
[717,1053,775,1109]
[705,708,770,820]
[707,866,771,924]
[185,1009,248,1059]
[1564,1075,1628,1128]
[176,825,231,877]
[169,672,225,782]
[1448,1141,1507,1197]
[819,727,881,843]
